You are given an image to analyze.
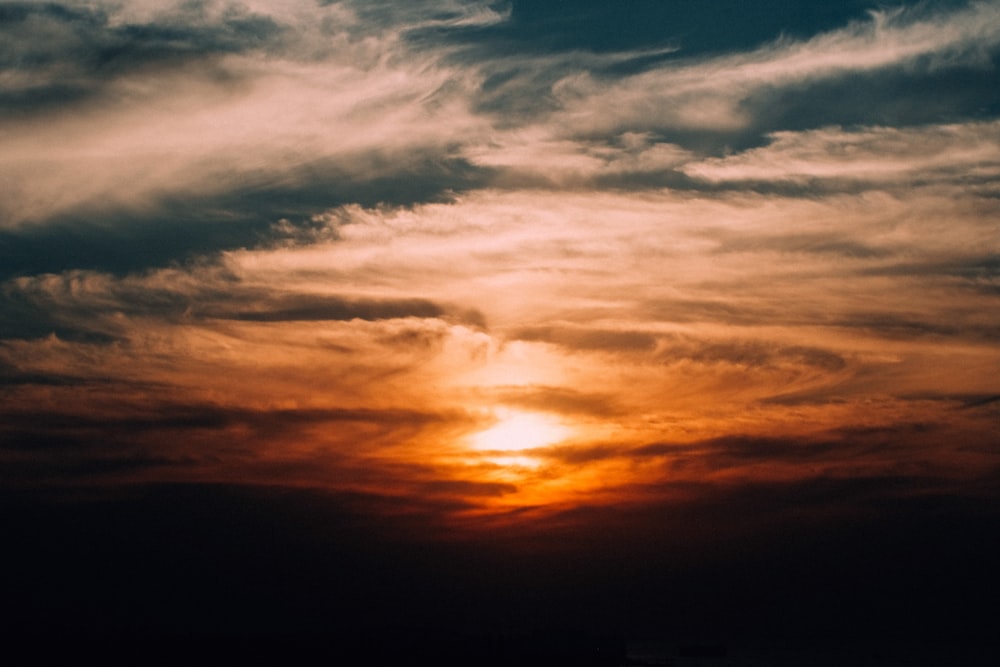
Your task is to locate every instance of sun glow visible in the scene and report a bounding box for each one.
[470,409,572,453]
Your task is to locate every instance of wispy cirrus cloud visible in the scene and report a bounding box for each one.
[1,0,999,531]
[0,0,499,239]
[682,120,1000,186]
[3,178,997,509]
[6,3,1000,652]
[546,1,1000,137]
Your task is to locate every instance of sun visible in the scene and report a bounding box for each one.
[470,409,572,453]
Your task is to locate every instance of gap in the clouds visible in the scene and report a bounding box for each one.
[593,57,1000,159]
[426,0,876,56]
[744,58,1000,134]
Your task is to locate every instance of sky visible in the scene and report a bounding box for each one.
[2,0,1000,661]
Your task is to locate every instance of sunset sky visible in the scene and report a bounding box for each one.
[3,0,1000,660]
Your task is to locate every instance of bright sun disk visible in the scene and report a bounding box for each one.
[470,409,571,452]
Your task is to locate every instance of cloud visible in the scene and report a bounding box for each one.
[3,180,996,438]
[534,417,996,492]
[345,0,508,32]
[0,0,494,239]
[488,385,624,418]
[0,1,998,536]
[545,1,1000,138]
[220,295,448,322]
[514,325,659,353]
[0,154,489,279]
[0,399,448,489]
[0,1,285,114]
[682,121,1000,186]
[3,0,997,287]
[460,130,695,189]
[510,325,848,375]
[660,338,848,372]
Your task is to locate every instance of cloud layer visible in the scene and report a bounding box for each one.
[2,0,999,539]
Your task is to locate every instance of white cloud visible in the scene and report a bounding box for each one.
[0,0,491,227]
[549,1,1000,134]
[681,120,1000,185]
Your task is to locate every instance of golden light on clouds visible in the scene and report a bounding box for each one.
[469,409,573,453]
[5,2,1000,653]
[2,0,999,531]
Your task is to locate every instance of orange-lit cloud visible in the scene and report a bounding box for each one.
[2,0,999,540]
